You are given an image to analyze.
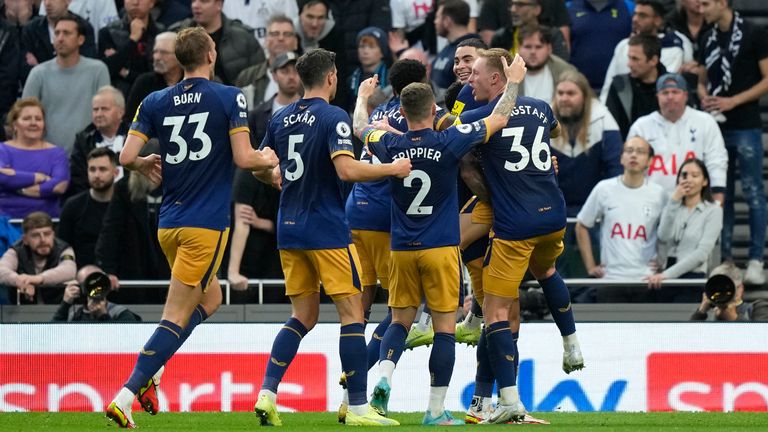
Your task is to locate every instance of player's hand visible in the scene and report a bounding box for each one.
[358,75,379,99]
[371,116,400,134]
[138,153,162,184]
[257,148,279,169]
[551,155,559,175]
[645,273,666,290]
[63,284,80,304]
[501,53,527,85]
[390,158,412,179]
[270,165,282,191]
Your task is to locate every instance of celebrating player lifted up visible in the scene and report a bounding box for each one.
[351,54,527,426]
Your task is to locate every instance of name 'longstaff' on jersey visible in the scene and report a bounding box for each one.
[510,104,551,123]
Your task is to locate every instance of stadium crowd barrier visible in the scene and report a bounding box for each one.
[1,323,766,413]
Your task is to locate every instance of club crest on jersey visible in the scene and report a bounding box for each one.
[336,122,352,138]
[237,93,247,110]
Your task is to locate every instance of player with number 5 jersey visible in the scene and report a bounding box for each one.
[107,27,279,429]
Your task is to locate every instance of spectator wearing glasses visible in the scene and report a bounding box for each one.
[240,14,299,110]
[221,0,298,47]
[576,137,666,303]
[124,32,182,123]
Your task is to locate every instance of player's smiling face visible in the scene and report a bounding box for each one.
[453,46,477,84]
[468,57,493,102]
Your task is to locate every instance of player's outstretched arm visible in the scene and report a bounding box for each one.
[333,154,411,182]
[120,134,162,184]
[231,132,279,171]
[353,75,379,139]
[484,54,527,136]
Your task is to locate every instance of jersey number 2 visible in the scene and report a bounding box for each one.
[163,113,212,165]
[502,126,551,172]
[404,169,433,215]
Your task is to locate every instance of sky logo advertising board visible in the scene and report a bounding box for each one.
[0,353,326,412]
[647,353,768,412]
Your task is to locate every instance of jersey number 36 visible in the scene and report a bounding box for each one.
[502,125,551,172]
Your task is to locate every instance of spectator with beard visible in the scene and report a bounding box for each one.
[0,211,76,304]
[57,148,118,268]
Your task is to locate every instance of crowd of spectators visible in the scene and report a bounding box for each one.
[0,0,767,308]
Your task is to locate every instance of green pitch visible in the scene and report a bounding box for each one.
[0,412,765,431]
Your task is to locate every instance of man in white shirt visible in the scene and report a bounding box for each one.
[627,73,727,202]
[599,0,692,103]
[517,24,575,103]
[576,136,666,302]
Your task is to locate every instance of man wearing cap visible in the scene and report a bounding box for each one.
[52,264,140,322]
[628,73,727,202]
[348,26,390,111]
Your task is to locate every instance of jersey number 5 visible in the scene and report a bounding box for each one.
[163,113,212,164]
[285,134,305,181]
[502,126,551,172]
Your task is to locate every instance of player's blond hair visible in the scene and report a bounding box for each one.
[476,48,513,78]
[175,27,211,72]
[400,82,434,122]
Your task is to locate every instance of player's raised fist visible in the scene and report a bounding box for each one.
[502,53,527,85]
[391,157,412,179]
[358,74,380,99]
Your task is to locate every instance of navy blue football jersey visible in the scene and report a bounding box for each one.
[459,95,566,240]
[260,97,355,249]
[129,78,249,230]
[452,83,485,116]
[365,121,489,250]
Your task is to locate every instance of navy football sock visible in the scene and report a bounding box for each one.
[378,321,408,364]
[429,332,456,387]
[124,320,183,393]
[485,321,518,388]
[340,323,367,406]
[178,305,208,346]
[474,327,494,398]
[539,272,576,336]
[261,317,308,393]
[512,331,520,374]
[367,310,392,370]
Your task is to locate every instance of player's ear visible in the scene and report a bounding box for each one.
[431,104,436,117]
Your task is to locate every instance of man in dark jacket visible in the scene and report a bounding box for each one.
[170,0,265,86]
[0,17,20,138]
[124,31,182,122]
[98,0,164,97]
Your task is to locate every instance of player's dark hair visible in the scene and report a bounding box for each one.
[444,80,464,110]
[677,158,714,203]
[517,24,553,46]
[175,27,212,72]
[628,33,661,61]
[438,0,470,27]
[22,211,53,233]
[476,48,513,78]
[400,82,434,122]
[635,0,665,18]
[389,59,427,96]
[53,13,87,37]
[87,147,118,166]
[296,48,336,89]
[456,38,487,50]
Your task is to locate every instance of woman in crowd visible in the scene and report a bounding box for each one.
[647,158,723,302]
[0,98,69,218]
